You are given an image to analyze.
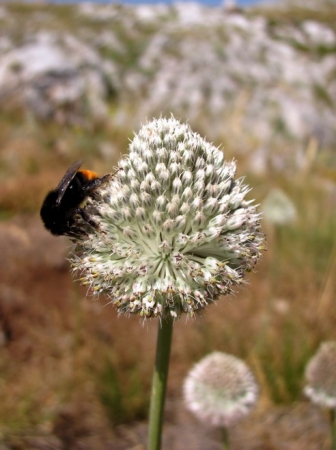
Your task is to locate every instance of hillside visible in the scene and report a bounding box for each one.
[0,1,335,182]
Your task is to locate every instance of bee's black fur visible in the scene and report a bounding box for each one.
[40,160,111,237]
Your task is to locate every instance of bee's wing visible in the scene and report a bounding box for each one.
[55,160,83,204]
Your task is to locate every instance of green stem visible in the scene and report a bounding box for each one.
[148,316,174,450]
[330,408,336,450]
[221,426,229,450]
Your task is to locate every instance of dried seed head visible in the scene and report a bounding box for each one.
[304,342,336,409]
[183,352,259,427]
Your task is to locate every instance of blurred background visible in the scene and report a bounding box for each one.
[0,0,335,448]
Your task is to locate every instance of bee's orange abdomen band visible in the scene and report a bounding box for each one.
[79,170,99,181]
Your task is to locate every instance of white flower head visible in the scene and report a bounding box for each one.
[71,117,265,319]
[261,188,297,226]
[304,341,336,409]
[183,352,259,427]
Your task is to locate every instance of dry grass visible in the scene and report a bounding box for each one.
[0,141,335,448]
[0,93,336,450]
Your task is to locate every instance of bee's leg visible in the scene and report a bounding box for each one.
[67,228,87,239]
[83,173,114,192]
[77,208,99,230]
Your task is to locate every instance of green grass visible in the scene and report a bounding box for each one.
[98,359,149,425]
[99,360,126,424]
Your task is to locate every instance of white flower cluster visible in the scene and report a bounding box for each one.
[304,342,336,409]
[71,117,264,319]
[183,352,259,427]
[262,188,297,226]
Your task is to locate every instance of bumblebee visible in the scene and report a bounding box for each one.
[40,160,111,238]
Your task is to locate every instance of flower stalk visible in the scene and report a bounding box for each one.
[148,317,174,450]
[330,409,336,450]
[221,426,229,450]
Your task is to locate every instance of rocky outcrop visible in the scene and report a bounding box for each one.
[0,2,335,151]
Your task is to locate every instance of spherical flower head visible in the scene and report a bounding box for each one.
[71,117,265,319]
[183,352,259,428]
[261,188,297,226]
[304,341,336,409]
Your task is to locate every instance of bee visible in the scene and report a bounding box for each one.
[40,160,112,238]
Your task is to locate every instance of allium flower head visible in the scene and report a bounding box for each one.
[261,188,297,226]
[304,341,336,409]
[71,117,264,319]
[183,352,259,427]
